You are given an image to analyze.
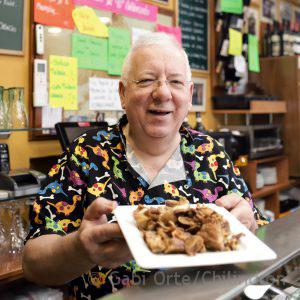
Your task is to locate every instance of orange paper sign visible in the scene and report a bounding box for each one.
[34,0,75,29]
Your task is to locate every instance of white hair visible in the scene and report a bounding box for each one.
[121,32,192,83]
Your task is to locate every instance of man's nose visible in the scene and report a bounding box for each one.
[152,80,172,101]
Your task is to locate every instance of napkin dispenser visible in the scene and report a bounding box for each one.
[0,169,46,197]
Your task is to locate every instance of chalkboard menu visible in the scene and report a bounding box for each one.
[179,0,208,71]
[0,0,25,55]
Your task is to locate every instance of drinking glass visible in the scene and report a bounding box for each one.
[9,87,28,129]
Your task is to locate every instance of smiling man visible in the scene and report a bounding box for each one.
[23,33,268,299]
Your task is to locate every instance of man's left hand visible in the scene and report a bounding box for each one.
[215,194,258,232]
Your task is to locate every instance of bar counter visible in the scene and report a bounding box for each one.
[102,209,300,300]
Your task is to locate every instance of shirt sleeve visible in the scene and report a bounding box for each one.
[25,138,89,242]
[212,138,269,227]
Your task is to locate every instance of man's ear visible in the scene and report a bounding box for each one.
[119,81,126,109]
[188,82,194,111]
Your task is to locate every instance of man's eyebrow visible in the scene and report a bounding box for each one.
[167,73,186,77]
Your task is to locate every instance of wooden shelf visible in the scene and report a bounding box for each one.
[253,181,291,198]
[0,254,23,282]
[213,101,287,114]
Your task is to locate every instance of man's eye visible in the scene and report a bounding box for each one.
[170,80,184,86]
[137,79,154,86]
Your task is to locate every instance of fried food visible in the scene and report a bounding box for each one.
[133,198,243,256]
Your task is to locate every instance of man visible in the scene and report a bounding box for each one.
[23,32,267,299]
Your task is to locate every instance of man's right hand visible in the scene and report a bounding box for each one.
[76,198,132,269]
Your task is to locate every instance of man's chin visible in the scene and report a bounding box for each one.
[144,127,173,139]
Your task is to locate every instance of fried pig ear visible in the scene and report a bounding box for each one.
[133,200,243,255]
[133,205,150,230]
[185,235,206,256]
[144,231,166,253]
[199,223,225,251]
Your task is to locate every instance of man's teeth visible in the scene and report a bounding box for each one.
[149,110,170,115]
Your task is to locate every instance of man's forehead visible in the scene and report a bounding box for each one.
[129,45,186,74]
[132,44,183,60]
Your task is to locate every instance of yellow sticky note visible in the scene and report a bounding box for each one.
[229,28,242,56]
[49,55,78,111]
[72,6,109,38]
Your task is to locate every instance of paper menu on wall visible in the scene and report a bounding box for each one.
[49,55,78,110]
[72,33,108,70]
[228,28,242,56]
[248,34,260,72]
[221,0,243,15]
[34,0,75,29]
[156,24,182,46]
[108,27,131,76]
[42,106,62,129]
[72,6,109,37]
[131,27,152,45]
[89,77,121,110]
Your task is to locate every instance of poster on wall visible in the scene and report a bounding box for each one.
[34,0,74,29]
[295,9,300,24]
[191,78,207,112]
[261,0,276,23]
[0,0,25,55]
[280,1,293,22]
[245,7,259,37]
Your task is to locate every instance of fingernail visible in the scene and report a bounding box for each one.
[110,201,118,209]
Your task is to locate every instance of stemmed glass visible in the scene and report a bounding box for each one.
[0,202,10,255]
[8,200,28,255]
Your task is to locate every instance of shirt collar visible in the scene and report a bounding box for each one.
[117,113,194,145]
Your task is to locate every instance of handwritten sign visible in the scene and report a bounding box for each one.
[228,28,242,56]
[89,77,121,110]
[156,24,182,46]
[221,0,243,15]
[49,55,78,110]
[72,6,109,37]
[108,27,130,76]
[73,0,157,22]
[179,0,208,71]
[34,0,74,29]
[248,34,260,72]
[72,33,108,70]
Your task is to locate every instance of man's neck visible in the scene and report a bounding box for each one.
[123,125,181,158]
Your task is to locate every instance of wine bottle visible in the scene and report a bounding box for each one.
[262,23,271,57]
[195,112,206,134]
[271,21,280,57]
[279,22,284,56]
[282,20,290,56]
[182,116,189,128]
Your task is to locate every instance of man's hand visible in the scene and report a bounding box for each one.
[76,198,132,269]
[215,194,258,232]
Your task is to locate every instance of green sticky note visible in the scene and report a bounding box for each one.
[228,29,242,56]
[72,33,108,71]
[221,0,243,14]
[108,27,131,76]
[248,34,260,73]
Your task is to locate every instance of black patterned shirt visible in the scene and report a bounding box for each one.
[26,114,268,299]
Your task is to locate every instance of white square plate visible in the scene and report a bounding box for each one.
[114,204,277,269]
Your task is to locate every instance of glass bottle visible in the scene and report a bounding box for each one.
[271,21,280,57]
[0,86,6,129]
[2,88,12,129]
[195,112,207,134]
[9,87,28,129]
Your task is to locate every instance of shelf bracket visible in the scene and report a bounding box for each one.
[246,114,251,126]
[224,113,228,126]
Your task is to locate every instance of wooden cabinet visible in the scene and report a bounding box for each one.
[250,56,300,177]
[239,156,291,219]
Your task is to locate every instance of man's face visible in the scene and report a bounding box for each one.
[119,45,193,140]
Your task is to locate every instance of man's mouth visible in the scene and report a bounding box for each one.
[148,109,171,115]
